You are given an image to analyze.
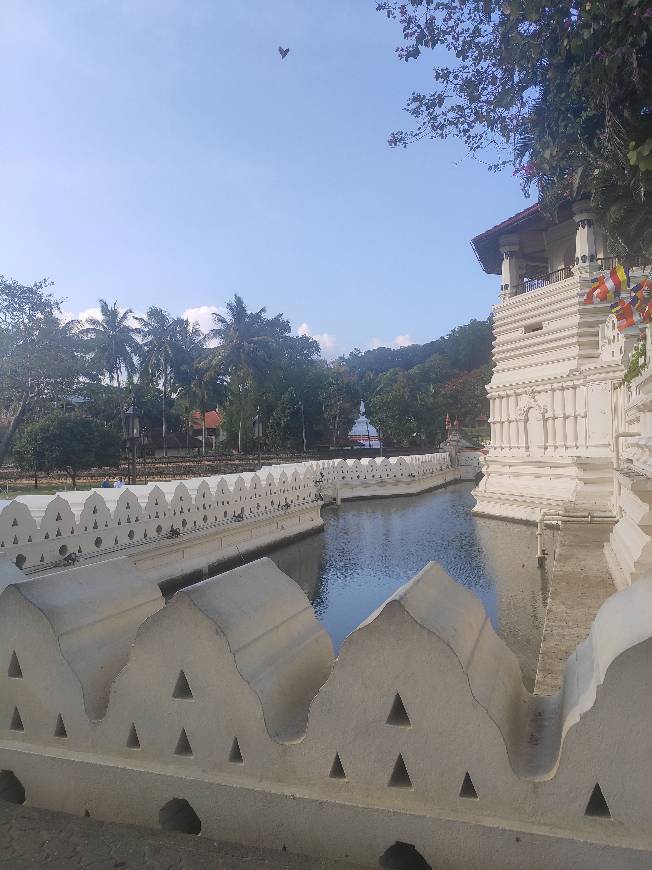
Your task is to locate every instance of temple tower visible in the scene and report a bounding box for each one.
[470,200,625,521]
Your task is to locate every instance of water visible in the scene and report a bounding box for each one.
[267,482,552,691]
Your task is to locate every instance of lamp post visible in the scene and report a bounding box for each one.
[124,396,141,486]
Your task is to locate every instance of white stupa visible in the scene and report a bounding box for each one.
[347,401,381,449]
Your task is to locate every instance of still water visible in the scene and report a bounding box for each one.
[266,482,551,691]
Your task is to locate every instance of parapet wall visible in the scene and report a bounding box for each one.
[0,454,453,578]
[1,552,652,868]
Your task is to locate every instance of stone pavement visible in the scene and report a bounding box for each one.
[534,521,615,695]
[0,801,366,870]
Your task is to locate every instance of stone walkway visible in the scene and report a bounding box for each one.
[534,522,615,695]
[0,801,365,870]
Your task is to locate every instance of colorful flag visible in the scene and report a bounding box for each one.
[583,264,629,304]
[611,298,637,331]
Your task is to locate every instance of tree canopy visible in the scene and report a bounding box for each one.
[377,0,652,257]
[0,273,492,466]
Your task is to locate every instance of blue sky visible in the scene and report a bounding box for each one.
[0,0,529,357]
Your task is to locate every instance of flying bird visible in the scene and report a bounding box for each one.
[278,46,290,59]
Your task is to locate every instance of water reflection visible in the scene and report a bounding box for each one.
[269,482,552,690]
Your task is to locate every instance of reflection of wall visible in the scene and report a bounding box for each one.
[270,532,325,602]
[473,517,552,690]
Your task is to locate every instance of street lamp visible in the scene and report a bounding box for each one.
[124,396,141,486]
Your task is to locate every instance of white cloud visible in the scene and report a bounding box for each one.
[365,334,415,351]
[59,306,145,328]
[182,305,227,334]
[59,306,102,324]
[296,322,337,355]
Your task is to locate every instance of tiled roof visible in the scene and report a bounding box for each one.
[191,409,223,430]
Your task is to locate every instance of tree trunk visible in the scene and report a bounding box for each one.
[201,390,206,457]
[0,394,29,466]
[162,367,168,458]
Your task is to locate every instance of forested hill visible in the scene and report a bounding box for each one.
[339,318,494,448]
[340,318,493,376]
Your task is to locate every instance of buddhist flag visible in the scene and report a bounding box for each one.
[584,265,628,303]
[611,298,637,331]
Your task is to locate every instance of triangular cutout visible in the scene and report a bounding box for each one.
[10,706,24,732]
[229,737,244,764]
[388,754,412,788]
[174,728,193,757]
[585,783,611,818]
[8,651,22,679]
[127,723,140,749]
[459,772,478,799]
[84,809,91,818]
[329,753,346,780]
[54,714,67,738]
[172,670,193,700]
[386,692,411,727]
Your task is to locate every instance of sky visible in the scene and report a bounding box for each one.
[0,0,529,358]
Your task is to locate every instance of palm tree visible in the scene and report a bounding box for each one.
[81,299,140,388]
[205,295,287,452]
[136,307,186,457]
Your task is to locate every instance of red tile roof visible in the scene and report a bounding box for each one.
[191,409,223,430]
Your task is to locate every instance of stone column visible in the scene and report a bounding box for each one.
[567,386,578,449]
[503,395,511,450]
[546,387,556,450]
[499,234,522,299]
[509,395,518,448]
[572,200,597,274]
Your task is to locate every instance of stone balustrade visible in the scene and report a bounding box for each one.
[0,454,452,575]
[0,554,651,868]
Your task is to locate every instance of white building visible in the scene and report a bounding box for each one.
[470,199,647,522]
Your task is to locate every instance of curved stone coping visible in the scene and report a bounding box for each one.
[559,575,652,748]
[0,556,162,720]
[175,558,334,741]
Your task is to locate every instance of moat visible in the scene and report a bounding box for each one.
[266,481,552,691]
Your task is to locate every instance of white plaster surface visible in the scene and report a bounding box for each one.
[3,555,652,865]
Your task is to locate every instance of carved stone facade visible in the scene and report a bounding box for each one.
[471,203,631,521]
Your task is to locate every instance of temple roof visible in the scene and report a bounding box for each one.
[471,201,573,276]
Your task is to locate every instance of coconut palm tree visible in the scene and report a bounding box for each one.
[205,295,287,452]
[81,299,140,388]
[135,307,186,457]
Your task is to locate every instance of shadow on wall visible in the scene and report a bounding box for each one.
[380,841,432,870]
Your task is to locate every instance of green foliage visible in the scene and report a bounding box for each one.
[0,274,492,461]
[378,0,652,258]
[0,276,87,463]
[622,340,647,384]
[266,388,301,452]
[80,299,140,387]
[12,413,120,487]
[341,319,493,375]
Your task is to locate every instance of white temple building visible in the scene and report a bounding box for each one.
[348,401,381,449]
[470,199,649,523]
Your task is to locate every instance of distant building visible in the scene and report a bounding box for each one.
[191,408,227,450]
[347,401,381,449]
